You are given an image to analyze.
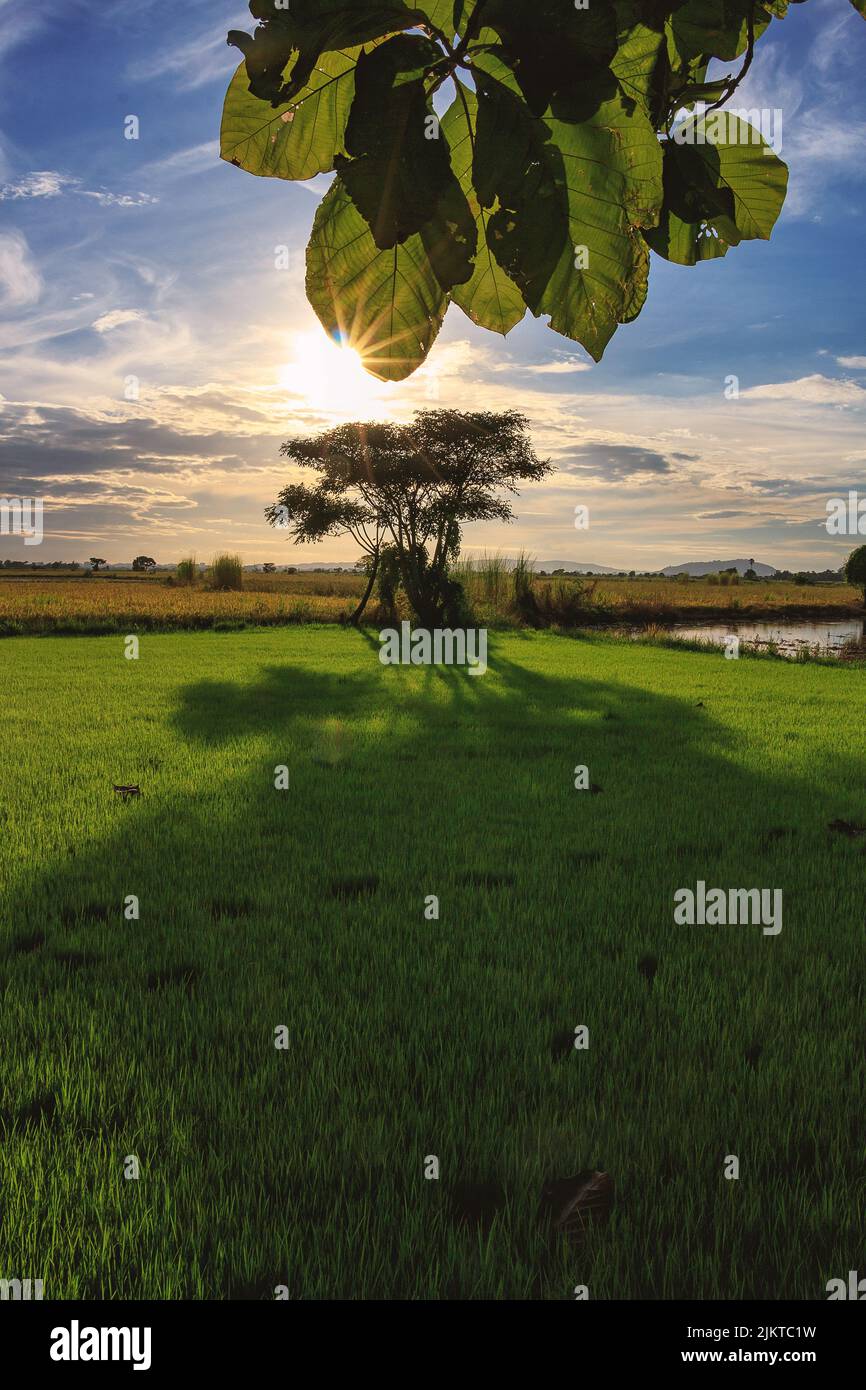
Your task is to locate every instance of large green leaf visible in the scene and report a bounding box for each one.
[338,36,463,248]
[306,176,447,381]
[611,12,667,119]
[227,20,296,106]
[471,70,572,312]
[417,0,476,36]
[400,0,479,39]
[230,1,421,105]
[666,0,774,64]
[644,112,788,264]
[221,49,362,182]
[538,90,663,357]
[440,82,526,335]
[850,0,866,17]
[473,71,663,360]
[477,0,619,115]
[613,2,722,126]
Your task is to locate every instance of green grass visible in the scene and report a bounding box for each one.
[1,626,864,1299]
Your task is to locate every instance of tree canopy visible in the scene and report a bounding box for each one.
[844,545,866,602]
[221,1,864,381]
[265,408,550,623]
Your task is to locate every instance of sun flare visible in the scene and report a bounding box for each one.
[278,331,393,418]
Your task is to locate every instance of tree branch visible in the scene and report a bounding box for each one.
[703,3,758,116]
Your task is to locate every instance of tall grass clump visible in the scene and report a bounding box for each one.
[449,552,510,617]
[175,556,198,586]
[209,553,244,592]
[534,576,601,627]
[503,550,538,624]
[477,552,510,608]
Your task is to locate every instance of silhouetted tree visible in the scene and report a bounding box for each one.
[266,411,550,625]
[844,546,866,604]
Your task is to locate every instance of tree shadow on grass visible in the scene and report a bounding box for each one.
[2,631,865,1299]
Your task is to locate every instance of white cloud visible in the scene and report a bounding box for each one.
[80,189,159,208]
[0,230,41,309]
[0,170,157,207]
[741,374,866,406]
[92,309,149,333]
[525,359,593,375]
[837,355,866,369]
[0,170,76,200]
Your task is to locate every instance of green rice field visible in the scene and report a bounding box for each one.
[1,627,863,1298]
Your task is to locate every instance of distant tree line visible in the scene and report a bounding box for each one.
[0,558,852,586]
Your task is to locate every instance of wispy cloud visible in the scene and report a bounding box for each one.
[0,170,157,207]
[0,0,46,62]
[0,230,41,309]
[92,309,149,333]
[138,142,220,180]
[80,189,158,208]
[741,374,866,405]
[127,14,238,91]
[0,170,76,200]
[525,359,593,376]
[560,445,676,481]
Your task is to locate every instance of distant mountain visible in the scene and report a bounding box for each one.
[661,559,776,577]
[532,560,622,574]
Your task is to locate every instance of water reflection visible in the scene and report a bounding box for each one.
[659,619,864,658]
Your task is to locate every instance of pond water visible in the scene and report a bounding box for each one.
[660,618,864,658]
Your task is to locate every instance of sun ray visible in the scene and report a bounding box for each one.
[278,330,396,418]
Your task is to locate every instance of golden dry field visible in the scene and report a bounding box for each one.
[0,574,355,634]
[0,569,859,635]
[590,576,858,611]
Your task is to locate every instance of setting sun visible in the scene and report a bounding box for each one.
[278,330,394,417]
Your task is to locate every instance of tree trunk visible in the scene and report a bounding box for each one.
[350,553,379,624]
[395,546,439,627]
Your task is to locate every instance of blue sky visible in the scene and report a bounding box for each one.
[1,0,865,569]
